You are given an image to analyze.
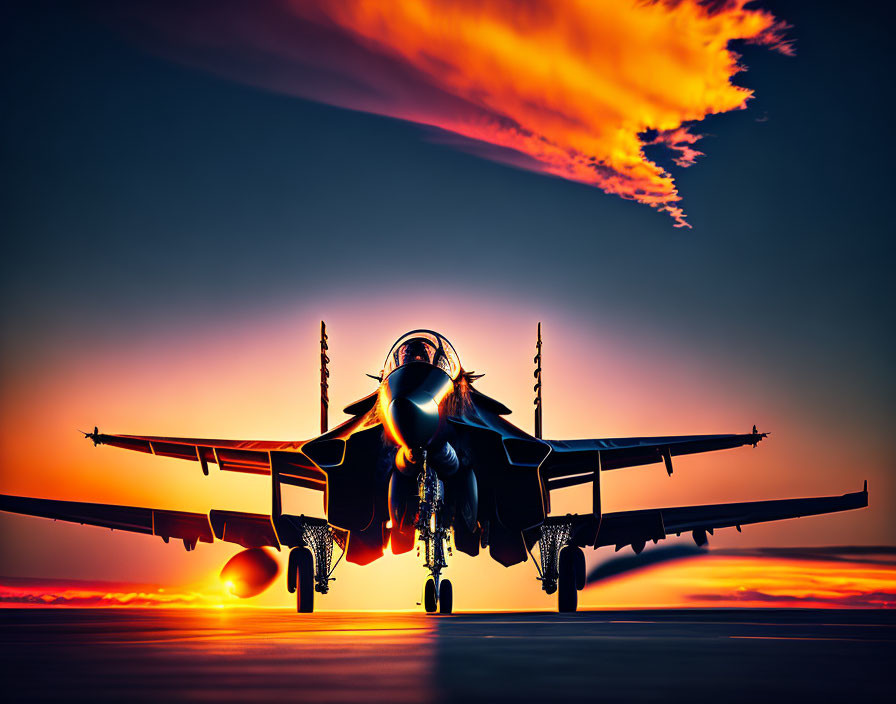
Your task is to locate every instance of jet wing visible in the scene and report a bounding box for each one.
[591,482,868,551]
[0,494,279,550]
[86,430,325,491]
[542,428,766,487]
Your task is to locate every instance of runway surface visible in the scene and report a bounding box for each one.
[2,608,893,703]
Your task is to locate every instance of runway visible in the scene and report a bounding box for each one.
[2,608,893,703]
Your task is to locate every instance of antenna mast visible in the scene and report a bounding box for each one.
[534,322,543,439]
[320,321,329,434]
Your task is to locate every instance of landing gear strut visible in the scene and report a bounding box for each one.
[532,517,585,612]
[416,451,453,614]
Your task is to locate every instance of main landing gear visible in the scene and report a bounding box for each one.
[416,451,453,614]
[533,517,586,612]
[287,517,344,614]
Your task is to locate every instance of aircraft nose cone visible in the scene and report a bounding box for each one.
[388,396,440,449]
[380,362,454,450]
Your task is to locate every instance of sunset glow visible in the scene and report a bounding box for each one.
[0,576,238,608]
[3,553,892,610]
[584,553,896,610]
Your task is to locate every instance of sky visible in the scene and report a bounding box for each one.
[0,0,893,610]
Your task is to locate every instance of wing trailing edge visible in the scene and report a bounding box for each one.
[0,494,279,551]
[594,482,868,553]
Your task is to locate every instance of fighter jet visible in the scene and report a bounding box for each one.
[0,324,868,613]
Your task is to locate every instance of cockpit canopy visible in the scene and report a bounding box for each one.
[383,330,462,380]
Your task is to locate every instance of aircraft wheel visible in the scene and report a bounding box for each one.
[287,547,299,593]
[439,579,453,614]
[557,546,578,613]
[423,577,437,613]
[573,545,586,591]
[295,546,314,613]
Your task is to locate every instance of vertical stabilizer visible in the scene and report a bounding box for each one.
[534,322,543,439]
[320,321,329,434]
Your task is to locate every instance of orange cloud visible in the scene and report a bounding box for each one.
[6,551,894,610]
[116,0,791,226]
[690,588,896,608]
[683,556,896,608]
[0,576,235,608]
[584,551,896,610]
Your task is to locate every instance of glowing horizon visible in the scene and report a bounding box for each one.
[3,551,892,610]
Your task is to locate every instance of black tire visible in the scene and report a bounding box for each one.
[423,577,437,613]
[287,547,299,594]
[296,547,314,613]
[558,546,578,613]
[439,580,453,614]
[573,545,586,591]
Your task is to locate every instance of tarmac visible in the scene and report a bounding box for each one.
[1,608,893,703]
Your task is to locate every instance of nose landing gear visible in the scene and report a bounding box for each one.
[423,576,454,614]
[416,451,454,614]
[438,578,453,614]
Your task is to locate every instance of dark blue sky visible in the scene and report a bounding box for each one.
[1,0,893,440]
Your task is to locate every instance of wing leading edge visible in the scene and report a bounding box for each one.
[86,430,325,492]
[543,428,767,487]
[0,494,279,551]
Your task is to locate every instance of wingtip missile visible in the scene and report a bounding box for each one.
[751,424,769,447]
[83,426,100,446]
